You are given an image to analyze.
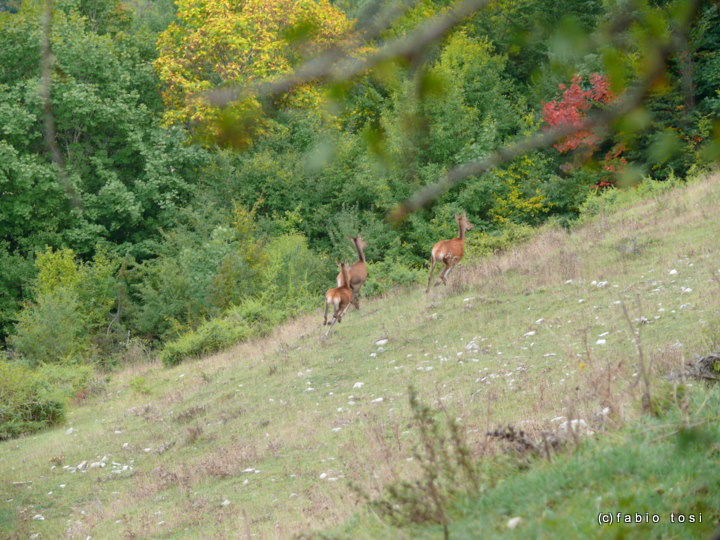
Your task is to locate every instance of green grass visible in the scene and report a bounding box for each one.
[329,386,720,539]
[3,173,720,539]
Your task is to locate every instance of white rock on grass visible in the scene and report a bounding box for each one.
[596,339,606,345]
[669,269,678,275]
[32,514,45,521]
[558,419,593,437]
[353,382,364,389]
[375,339,388,346]
[507,517,523,529]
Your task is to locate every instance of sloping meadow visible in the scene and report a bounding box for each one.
[2,174,720,538]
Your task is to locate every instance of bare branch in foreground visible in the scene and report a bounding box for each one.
[40,0,81,209]
[207,0,490,107]
[389,0,703,222]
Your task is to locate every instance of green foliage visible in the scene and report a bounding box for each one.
[158,232,329,366]
[8,248,118,366]
[701,314,720,353]
[160,308,252,366]
[261,233,333,310]
[129,375,152,395]
[0,245,33,341]
[0,360,93,440]
[0,8,206,255]
[132,205,265,340]
[576,174,686,220]
[465,222,537,259]
[363,260,424,296]
[9,288,87,366]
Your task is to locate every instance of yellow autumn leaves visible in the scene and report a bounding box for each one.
[154,0,351,144]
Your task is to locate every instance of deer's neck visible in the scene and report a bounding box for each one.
[354,241,366,263]
[458,224,465,241]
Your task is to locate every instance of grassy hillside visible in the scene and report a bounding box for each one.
[2,174,720,539]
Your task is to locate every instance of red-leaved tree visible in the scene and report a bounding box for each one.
[542,73,626,187]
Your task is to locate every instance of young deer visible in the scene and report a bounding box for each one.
[426,211,474,292]
[336,233,368,308]
[324,262,353,328]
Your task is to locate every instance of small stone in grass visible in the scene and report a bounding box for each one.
[507,517,523,529]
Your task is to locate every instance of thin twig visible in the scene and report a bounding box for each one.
[389,0,703,220]
[620,301,652,414]
[208,0,490,106]
[39,0,82,209]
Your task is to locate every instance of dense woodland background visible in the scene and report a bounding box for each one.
[1,0,719,437]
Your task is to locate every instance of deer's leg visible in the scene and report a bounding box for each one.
[426,257,437,293]
[331,299,341,324]
[323,300,329,325]
[443,262,457,284]
[435,263,449,287]
[325,314,338,335]
[352,286,360,309]
[339,301,352,321]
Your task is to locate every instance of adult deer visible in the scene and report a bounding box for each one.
[324,262,353,328]
[426,211,474,292]
[336,233,368,308]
